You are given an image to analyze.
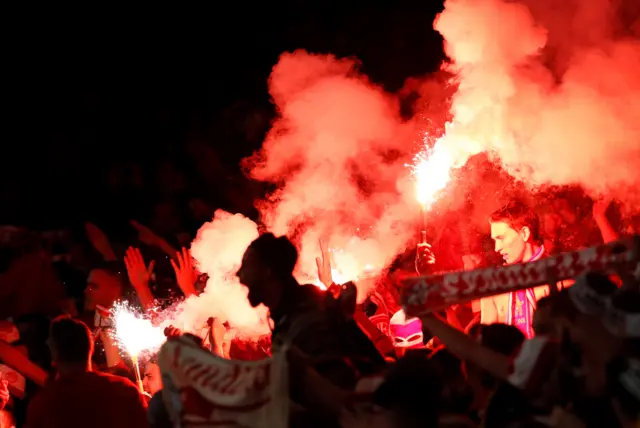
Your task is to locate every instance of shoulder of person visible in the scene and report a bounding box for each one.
[288,311,330,338]
[298,284,326,301]
[289,285,329,317]
[26,387,46,409]
[25,385,50,425]
[94,371,141,393]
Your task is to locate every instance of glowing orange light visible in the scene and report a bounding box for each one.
[111,302,166,359]
[412,142,454,209]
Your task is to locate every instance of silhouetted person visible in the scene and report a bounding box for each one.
[25,316,148,428]
[237,233,386,389]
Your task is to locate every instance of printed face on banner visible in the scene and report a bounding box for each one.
[490,221,527,265]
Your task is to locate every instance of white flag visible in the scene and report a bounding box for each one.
[158,336,288,428]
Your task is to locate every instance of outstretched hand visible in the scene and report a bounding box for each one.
[415,242,436,275]
[417,242,436,264]
[85,222,117,261]
[315,239,334,289]
[124,247,155,290]
[170,247,198,297]
[164,326,182,338]
[130,220,160,247]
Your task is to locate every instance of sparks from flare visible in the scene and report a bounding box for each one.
[110,301,166,360]
[411,140,454,209]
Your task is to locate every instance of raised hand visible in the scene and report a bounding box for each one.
[315,239,334,289]
[85,222,117,261]
[417,242,436,263]
[130,220,178,257]
[122,248,154,312]
[130,220,160,247]
[124,247,155,290]
[415,242,436,275]
[164,326,183,338]
[170,247,198,297]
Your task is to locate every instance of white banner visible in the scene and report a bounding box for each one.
[158,336,288,428]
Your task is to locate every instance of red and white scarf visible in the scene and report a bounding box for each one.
[506,246,545,339]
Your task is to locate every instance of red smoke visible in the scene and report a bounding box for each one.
[430,0,640,202]
[173,211,270,339]
[180,53,429,336]
[184,0,640,338]
[245,51,424,299]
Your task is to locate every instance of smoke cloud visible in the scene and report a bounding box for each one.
[172,0,640,338]
[431,0,640,199]
[166,54,433,337]
[172,210,270,339]
[244,51,425,301]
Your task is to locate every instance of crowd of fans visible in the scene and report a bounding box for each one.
[6,2,639,426]
[0,167,639,428]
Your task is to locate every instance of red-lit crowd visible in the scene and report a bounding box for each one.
[0,195,638,428]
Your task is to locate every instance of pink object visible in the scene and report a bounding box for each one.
[509,289,535,338]
[506,246,544,338]
[389,310,423,348]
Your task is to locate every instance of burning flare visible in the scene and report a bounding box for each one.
[412,137,455,210]
[110,301,166,360]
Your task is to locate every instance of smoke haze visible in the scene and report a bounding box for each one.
[432,0,640,199]
[176,0,640,337]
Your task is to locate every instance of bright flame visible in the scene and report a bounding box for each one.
[313,268,351,289]
[412,138,455,208]
[111,302,166,358]
[309,242,378,290]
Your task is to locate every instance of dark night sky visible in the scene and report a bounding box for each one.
[3,1,445,227]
